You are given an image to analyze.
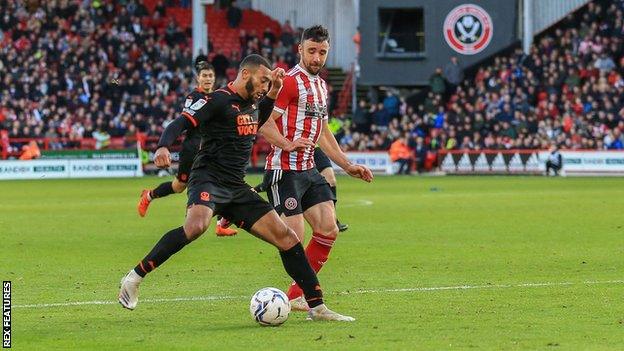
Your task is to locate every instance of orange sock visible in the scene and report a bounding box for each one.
[286,232,335,300]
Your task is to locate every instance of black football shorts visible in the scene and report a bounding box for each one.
[187,172,273,232]
[263,168,335,217]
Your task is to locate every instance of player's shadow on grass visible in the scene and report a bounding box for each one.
[184,317,312,332]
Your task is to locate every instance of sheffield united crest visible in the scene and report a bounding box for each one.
[443,4,493,55]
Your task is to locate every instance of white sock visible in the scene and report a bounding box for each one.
[310,304,326,312]
[127,269,144,282]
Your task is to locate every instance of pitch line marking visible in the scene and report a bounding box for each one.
[12,279,624,309]
[340,199,374,208]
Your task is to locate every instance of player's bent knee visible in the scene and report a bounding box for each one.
[314,218,339,238]
[323,224,339,238]
[172,180,187,193]
[183,216,210,240]
[274,228,300,251]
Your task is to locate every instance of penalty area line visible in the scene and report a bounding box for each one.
[13,279,624,309]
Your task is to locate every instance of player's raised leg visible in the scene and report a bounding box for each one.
[249,209,354,321]
[138,178,187,217]
[119,204,212,309]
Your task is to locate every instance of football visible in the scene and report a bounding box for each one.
[249,287,291,326]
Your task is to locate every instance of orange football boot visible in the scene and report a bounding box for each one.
[215,217,238,236]
[137,190,152,217]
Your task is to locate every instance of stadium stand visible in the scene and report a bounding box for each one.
[1,0,622,170]
[339,0,624,163]
[0,0,302,161]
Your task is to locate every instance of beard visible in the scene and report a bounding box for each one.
[304,61,322,75]
[245,77,257,101]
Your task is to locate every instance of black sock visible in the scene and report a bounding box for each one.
[279,242,324,308]
[151,181,175,199]
[330,185,337,207]
[134,226,190,277]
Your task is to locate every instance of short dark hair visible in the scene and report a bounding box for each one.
[301,25,330,43]
[195,61,214,75]
[239,54,271,70]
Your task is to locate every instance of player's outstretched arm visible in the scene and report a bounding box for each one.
[256,68,286,126]
[259,111,315,152]
[318,120,373,182]
[153,116,194,168]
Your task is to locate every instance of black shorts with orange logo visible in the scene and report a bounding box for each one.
[186,169,273,232]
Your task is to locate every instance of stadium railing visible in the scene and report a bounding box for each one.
[438,149,624,176]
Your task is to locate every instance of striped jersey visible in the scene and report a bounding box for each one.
[265,64,329,170]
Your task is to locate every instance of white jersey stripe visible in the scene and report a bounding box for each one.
[290,75,307,169]
[270,170,281,205]
[303,77,323,166]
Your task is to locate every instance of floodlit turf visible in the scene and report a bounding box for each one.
[1,175,623,350]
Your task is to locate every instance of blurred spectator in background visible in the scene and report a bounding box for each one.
[444,56,464,95]
[93,126,111,150]
[353,27,361,57]
[389,135,412,175]
[352,100,371,133]
[429,68,446,95]
[545,145,562,176]
[211,49,230,81]
[227,1,242,28]
[412,136,428,173]
[19,140,40,160]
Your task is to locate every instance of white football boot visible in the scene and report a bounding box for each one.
[118,270,143,310]
[289,296,310,311]
[308,304,355,322]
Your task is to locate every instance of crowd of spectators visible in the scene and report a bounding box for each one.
[2,0,623,166]
[0,0,200,152]
[203,1,308,88]
[337,0,624,165]
[201,20,306,88]
[0,0,319,155]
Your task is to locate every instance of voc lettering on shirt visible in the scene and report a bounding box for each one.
[236,114,258,136]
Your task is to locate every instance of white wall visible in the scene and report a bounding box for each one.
[532,0,589,34]
[251,0,358,70]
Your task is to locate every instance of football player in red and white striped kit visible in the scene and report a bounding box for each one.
[259,25,374,311]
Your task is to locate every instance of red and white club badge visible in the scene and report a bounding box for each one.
[284,197,298,211]
[443,4,493,55]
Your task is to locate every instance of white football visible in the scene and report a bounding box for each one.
[249,287,291,326]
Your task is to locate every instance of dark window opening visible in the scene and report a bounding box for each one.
[378,8,425,58]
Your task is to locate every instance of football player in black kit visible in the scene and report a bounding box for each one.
[137,61,238,236]
[118,54,355,321]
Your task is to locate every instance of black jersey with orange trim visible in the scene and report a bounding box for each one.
[182,83,274,187]
[180,88,209,150]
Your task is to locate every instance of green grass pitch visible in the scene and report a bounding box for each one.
[1,175,623,350]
